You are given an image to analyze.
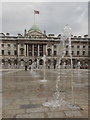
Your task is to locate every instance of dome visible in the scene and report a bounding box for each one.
[28,25,42,33]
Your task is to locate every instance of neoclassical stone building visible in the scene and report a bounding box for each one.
[0,24,89,69]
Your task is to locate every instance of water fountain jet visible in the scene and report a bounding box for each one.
[39,55,48,83]
[43,25,80,110]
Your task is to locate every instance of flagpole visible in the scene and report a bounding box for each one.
[34,11,35,25]
[34,10,39,25]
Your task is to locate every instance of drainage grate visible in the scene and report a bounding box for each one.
[20,104,41,109]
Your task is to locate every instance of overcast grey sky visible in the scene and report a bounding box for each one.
[2,2,88,36]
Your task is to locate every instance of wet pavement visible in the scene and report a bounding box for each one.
[1,68,88,118]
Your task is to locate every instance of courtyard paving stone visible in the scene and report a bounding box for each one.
[2,69,88,118]
[64,111,82,117]
[47,111,65,118]
[26,107,49,113]
[16,112,45,118]
[3,109,25,118]
[16,113,32,118]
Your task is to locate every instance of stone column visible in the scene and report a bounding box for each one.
[24,44,26,56]
[52,45,54,57]
[17,43,20,68]
[17,43,20,57]
[26,44,27,56]
[43,44,46,55]
[27,44,28,56]
[32,44,34,56]
[46,45,48,56]
[38,44,39,56]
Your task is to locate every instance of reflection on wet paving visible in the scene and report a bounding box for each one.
[2,69,88,118]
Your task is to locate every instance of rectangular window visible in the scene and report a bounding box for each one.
[39,45,43,56]
[8,50,11,55]
[71,45,74,48]
[21,44,23,47]
[34,44,38,56]
[20,48,24,55]
[77,51,79,55]
[83,46,85,48]
[40,52,43,56]
[54,45,57,48]
[89,46,90,48]
[14,50,17,55]
[83,51,85,56]
[88,51,90,56]
[28,44,32,51]
[66,51,68,55]
[72,51,74,55]
[28,44,32,56]
[2,50,4,55]
[54,51,57,56]
[28,52,32,56]
[66,45,68,48]
[8,44,10,47]
[2,44,4,47]
[14,44,16,47]
[77,46,80,48]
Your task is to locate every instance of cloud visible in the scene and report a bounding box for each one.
[2,2,88,36]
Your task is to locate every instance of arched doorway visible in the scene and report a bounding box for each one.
[39,59,43,65]
[14,59,18,65]
[47,59,51,68]
[8,59,11,66]
[29,59,32,65]
[20,59,24,66]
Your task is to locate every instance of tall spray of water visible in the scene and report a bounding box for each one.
[43,25,73,108]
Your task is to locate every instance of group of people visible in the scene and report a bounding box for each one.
[24,60,57,71]
[24,60,88,71]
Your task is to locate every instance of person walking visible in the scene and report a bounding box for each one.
[25,62,28,71]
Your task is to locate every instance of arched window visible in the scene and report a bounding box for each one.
[20,48,24,55]
[47,48,52,56]
[54,51,57,56]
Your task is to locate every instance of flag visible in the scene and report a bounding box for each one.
[34,10,39,14]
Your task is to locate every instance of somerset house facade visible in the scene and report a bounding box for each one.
[0,24,89,69]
